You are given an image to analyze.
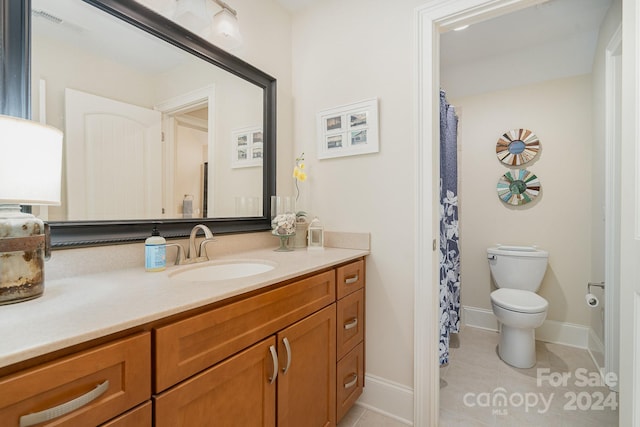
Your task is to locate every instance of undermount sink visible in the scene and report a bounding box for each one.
[168,259,277,282]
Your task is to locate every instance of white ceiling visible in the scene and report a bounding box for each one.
[440,0,613,98]
[441,0,612,68]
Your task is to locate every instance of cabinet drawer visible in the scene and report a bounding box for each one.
[336,288,364,360]
[155,270,336,392]
[0,333,150,427]
[336,342,364,423]
[101,401,152,427]
[336,260,364,299]
[154,337,276,427]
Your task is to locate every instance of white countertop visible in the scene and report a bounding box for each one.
[0,247,368,369]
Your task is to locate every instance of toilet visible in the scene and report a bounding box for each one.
[487,245,549,368]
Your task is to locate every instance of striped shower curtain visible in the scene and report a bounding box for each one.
[439,90,460,366]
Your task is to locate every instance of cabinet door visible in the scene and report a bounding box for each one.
[154,336,277,427]
[277,305,336,427]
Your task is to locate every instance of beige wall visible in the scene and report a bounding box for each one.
[453,75,593,326]
[291,0,426,387]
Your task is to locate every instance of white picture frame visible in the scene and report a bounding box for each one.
[231,126,263,168]
[316,98,379,159]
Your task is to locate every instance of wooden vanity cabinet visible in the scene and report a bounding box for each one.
[154,259,365,427]
[0,257,366,427]
[0,333,151,427]
[155,305,337,427]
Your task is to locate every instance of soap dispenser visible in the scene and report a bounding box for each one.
[145,225,166,272]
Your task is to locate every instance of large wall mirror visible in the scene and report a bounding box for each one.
[2,0,276,247]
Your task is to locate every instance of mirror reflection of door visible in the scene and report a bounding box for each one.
[65,88,162,220]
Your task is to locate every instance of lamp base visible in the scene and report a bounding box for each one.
[0,205,46,305]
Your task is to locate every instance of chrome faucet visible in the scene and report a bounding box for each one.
[188,224,215,260]
[166,224,216,265]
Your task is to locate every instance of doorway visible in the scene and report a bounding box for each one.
[155,85,216,218]
[414,1,624,425]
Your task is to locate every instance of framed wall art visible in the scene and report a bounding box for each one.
[231,126,263,168]
[316,98,379,159]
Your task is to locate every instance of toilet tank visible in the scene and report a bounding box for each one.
[487,245,549,292]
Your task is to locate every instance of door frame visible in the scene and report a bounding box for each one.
[414,0,590,425]
[604,24,622,391]
[619,0,640,425]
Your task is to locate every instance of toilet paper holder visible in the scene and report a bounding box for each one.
[587,281,605,293]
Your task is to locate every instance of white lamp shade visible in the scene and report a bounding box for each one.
[206,8,242,49]
[0,115,63,205]
[174,0,210,32]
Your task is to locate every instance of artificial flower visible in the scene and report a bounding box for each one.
[293,152,307,201]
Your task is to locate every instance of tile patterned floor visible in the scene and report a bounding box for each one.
[339,326,618,426]
[439,326,619,426]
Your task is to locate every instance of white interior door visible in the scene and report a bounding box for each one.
[65,88,162,220]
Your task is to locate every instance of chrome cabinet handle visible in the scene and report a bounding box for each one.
[268,345,278,384]
[343,317,358,330]
[19,380,109,427]
[343,373,358,389]
[344,275,359,285]
[282,337,292,375]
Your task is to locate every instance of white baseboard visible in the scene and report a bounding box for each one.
[461,305,589,348]
[357,373,414,425]
[461,305,499,331]
[587,328,605,373]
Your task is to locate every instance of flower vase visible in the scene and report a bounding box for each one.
[273,232,294,252]
[271,196,296,251]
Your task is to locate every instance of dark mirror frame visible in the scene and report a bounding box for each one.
[0,0,276,248]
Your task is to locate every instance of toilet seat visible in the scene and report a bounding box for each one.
[491,288,548,314]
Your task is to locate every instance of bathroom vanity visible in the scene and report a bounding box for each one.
[0,248,367,426]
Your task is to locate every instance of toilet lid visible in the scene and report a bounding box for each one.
[491,288,548,314]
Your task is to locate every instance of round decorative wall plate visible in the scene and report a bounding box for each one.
[496,169,540,206]
[496,128,540,166]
